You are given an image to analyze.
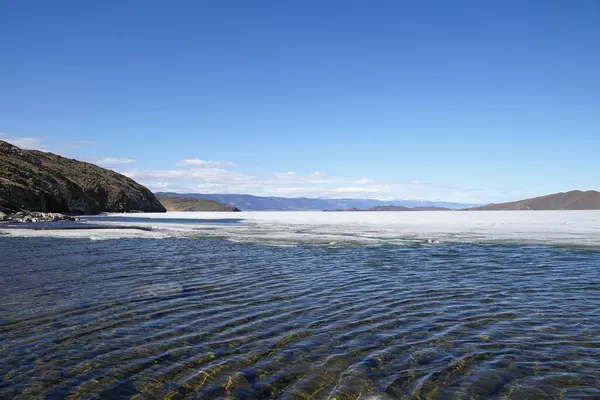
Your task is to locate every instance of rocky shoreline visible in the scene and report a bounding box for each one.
[0,210,78,224]
[0,210,155,232]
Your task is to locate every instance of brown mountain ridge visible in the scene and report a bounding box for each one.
[470,190,600,210]
[155,194,240,212]
[0,140,165,214]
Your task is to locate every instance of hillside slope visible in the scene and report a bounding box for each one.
[471,190,600,210]
[0,140,166,214]
[156,194,240,211]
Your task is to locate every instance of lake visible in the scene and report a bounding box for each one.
[1,211,599,399]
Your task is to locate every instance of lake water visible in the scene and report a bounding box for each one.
[1,211,600,399]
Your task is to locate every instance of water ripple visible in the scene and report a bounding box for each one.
[1,237,600,399]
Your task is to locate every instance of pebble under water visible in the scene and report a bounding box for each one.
[1,237,599,399]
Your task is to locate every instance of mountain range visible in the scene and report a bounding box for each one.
[3,140,599,214]
[157,193,475,211]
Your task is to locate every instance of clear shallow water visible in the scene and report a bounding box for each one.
[1,236,600,399]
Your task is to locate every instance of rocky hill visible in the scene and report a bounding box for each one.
[470,190,600,210]
[155,194,240,212]
[0,140,166,214]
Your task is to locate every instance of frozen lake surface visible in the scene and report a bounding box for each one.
[2,211,600,248]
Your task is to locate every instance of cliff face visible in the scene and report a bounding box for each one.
[155,194,241,212]
[0,140,166,214]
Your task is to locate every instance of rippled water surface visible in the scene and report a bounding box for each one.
[1,235,600,399]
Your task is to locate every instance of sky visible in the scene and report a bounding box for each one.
[1,0,599,203]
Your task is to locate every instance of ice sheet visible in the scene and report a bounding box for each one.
[2,211,600,248]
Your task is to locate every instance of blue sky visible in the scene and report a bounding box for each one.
[1,0,599,203]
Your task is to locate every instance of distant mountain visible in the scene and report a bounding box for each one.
[325,205,451,212]
[368,205,451,211]
[157,193,474,211]
[155,194,240,212]
[470,190,600,210]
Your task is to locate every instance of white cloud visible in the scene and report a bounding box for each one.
[117,166,511,203]
[0,133,96,151]
[96,157,137,165]
[356,177,375,184]
[54,140,99,149]
[175,159,236,167]
[1,133,524,204]
[334,186,387,194]
[0,133,48,150]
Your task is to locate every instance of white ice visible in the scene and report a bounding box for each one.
[2,211,600,247]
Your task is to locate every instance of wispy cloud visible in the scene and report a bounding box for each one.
[0,133,96,151]
[176,159,236,167]
[119,166,506,203]
[0,132,520,203]
[0,133,49,150]
[96,157,137,165]
[54,140,99,149]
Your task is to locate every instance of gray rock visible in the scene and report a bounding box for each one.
[4,210,77,224]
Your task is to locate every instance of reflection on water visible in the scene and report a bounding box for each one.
[1,237,599,399]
